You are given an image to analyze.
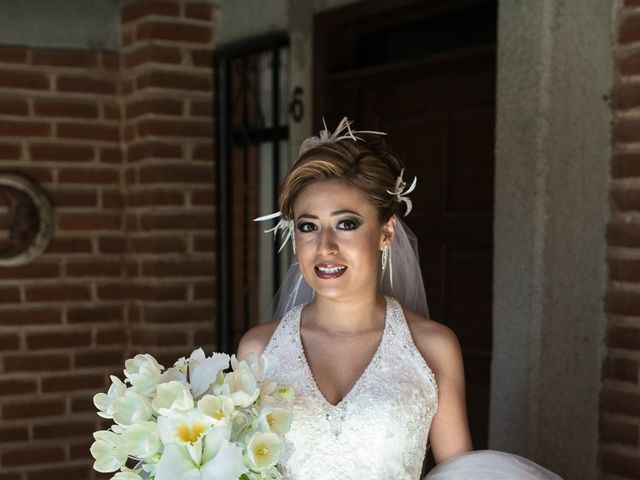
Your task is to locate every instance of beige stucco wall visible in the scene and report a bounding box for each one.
[0,0,119,50]
[492,0,613,478]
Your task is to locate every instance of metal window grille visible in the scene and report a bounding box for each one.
[215,33,290,353]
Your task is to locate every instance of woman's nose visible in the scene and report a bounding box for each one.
[317,228,338,255]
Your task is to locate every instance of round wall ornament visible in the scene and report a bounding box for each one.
[0,173,54,267]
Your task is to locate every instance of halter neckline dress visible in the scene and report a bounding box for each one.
[261,296,438,479]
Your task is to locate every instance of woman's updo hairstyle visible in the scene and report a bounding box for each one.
[279,133,406,223]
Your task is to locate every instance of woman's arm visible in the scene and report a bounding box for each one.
[408,313,473,463]
[236,320,279,360]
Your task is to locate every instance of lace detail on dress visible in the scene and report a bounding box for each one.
[262,296,438,480]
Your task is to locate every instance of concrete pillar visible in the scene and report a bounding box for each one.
[491,0,613,478]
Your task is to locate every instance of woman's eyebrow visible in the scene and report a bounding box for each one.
[297,210,364,220]
[332,209,363,218]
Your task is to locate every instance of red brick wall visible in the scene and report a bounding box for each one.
[602,1,640,478]
[120,1,217,365]
[0,2,217,479]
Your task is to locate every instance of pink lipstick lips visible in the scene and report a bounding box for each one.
[314,264,347,279]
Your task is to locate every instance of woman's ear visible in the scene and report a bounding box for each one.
[380,216,397,249]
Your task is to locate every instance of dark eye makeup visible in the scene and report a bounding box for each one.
[337,218,360,230]
[297,222,317,233]
[295,218,361,233]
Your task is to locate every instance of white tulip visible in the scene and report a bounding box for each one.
[94,375,127,419]
[155,437,246,480]
[152,381,194,416]
[220,369,260,407]
[188,348,230,399]
[231,353,264,380]
[159,365,189,386]
[90,430,128,473]
[260,406,293,436]
[259,380,278,396]
[124,354,164,396]
[198,394,235,426]
[157,408,213,447]
[200,437,247,479]
[121,421,161,459]
[246,432,282,470]
[113,390,153,427]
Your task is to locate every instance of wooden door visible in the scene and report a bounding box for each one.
[314,0,496,452]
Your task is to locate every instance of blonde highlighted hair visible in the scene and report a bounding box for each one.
[278,135,406,222]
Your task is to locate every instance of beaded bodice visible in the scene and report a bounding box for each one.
[262,296,438,480]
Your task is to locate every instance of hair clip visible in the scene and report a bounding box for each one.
[298,117,386,156]
[254,211,295,254]
[387,169,417,216]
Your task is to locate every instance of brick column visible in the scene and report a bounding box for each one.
[602,0,640,478]
[120,0,218,364]
[0,46,126,479]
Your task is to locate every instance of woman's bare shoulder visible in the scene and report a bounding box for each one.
[402,308,463,377]
[236,318,281,360]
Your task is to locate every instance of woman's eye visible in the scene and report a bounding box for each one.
[296,222,317,233]
[338,219,360,231]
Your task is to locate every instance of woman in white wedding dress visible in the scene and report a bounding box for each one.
[237,119,562,480]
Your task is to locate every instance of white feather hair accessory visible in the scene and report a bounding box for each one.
[253,211,295,254]
[387,168,417,216]
[298,116,386,156]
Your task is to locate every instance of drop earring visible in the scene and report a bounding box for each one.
[381,244,389,275]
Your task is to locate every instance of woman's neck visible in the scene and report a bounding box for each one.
[303,291,386,335]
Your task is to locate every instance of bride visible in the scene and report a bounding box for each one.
[237,119,561,480]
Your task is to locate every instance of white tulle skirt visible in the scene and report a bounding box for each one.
[424,450,563,480]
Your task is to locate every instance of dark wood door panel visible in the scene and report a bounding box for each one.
[447,105,495,214]
[359,57,494,451]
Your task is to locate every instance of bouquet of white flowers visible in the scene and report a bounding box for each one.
[90,348,295,480]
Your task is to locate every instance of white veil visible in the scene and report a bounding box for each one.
[264,215,429,323]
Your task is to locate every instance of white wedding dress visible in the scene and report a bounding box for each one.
[261,296,563,480]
